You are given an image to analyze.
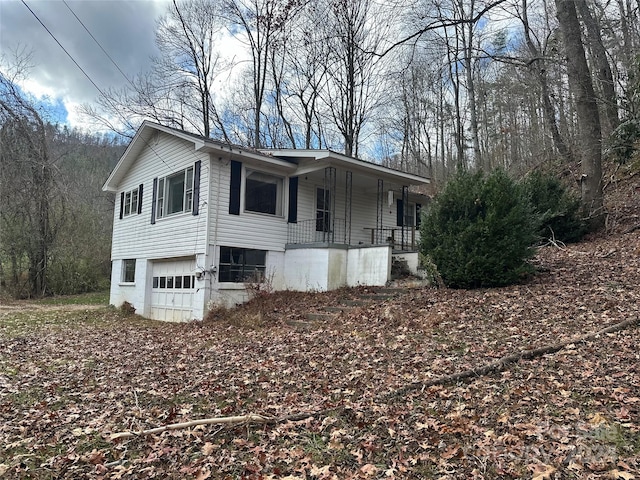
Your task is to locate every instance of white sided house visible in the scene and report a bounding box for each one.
[103,122,430,321]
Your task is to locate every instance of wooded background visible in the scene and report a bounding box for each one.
[1,0,638,298]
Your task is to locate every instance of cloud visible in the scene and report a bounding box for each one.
[1,0,170,128]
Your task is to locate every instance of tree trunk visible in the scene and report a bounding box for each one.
[575,0,619,136]
[555,0,604,229]
[522,0,572,161]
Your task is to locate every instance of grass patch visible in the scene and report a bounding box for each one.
[36,290,110,306]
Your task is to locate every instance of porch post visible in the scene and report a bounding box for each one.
[401,185,409,250]
[324,167,336,242]
[376,179,384,244]
[345,170,352,244]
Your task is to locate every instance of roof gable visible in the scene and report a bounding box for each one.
[103,122,430,192]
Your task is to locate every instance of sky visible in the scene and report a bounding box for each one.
[0,0,171,128]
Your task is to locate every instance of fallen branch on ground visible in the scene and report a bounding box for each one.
[109,409,337,440]
[623,224,640,234]
[109,317,638,440]
[385,316,639,401]
[110,414,274,440]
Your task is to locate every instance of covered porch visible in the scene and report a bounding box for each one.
[276,152,428,253]
[270,149,430,291]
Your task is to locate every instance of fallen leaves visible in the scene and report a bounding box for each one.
[1,233,640,478]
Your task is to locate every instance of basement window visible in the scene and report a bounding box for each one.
[219,247,266,282]
[121,259,136,283]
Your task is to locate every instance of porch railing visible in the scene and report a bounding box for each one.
[288,219,418,251]
[287,218,348,245]
[363,226,417,251]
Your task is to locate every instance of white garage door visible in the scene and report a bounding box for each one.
[151,258,197,321]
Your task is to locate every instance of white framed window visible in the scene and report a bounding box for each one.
[155,166,194,219]
[121,259,136,283]
[316,187,330,232]
[245,170,283,216]
[123,187,139,217]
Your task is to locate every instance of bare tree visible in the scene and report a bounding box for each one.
[270,1,330,148]
[223,0,303,148]
[0,52,60,296]
[321,0,391,157]
[84,0,230,139]
[519,0,572,161]
[575,0,619,136]
[554,0,604,227]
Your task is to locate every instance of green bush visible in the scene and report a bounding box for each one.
[606,118,640,164]
[419,169,538,289]
[521,170,586,244]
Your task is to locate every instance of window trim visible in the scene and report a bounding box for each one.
[120,185,143,219]
[123,187,139,217]
[155,166,195,220]
[121,259,136,284]
[244,169,284,217]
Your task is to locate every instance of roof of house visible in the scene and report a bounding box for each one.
[103,121,430,192]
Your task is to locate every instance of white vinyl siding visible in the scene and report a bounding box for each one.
[295,175,408,246]
[110,133,209,260]
[209,160,288,252]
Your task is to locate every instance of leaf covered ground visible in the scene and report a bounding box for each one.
[1,169,640,479]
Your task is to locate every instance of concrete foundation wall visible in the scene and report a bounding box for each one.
[282,244,391,292]
[347,246,392,286]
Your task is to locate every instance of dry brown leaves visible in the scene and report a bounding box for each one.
[1,231,639,478]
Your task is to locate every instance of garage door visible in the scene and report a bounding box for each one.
[150,258,197,321]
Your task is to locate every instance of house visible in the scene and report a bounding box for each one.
[102,121,430,321]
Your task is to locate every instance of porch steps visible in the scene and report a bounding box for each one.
[356,293,396,301]
[341,299,369,307]
[324,306,351,313]
[291,285,415,330]
[304,312,336,321]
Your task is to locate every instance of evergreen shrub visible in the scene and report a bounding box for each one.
[419,169,538,288]
[521,170,586,244]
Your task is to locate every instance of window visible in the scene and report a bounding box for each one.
[124,188,138,216]
[155,166,194,219]
[316,188,331,232]
[397,200,417,228]
[405,203,416,228]
[219,247,266,282]
[120,184,143,219]
[245,170,283,216]
[122,259,136,283]
[152,274,195,290]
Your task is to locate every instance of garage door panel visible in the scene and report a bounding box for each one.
[150,258,196,322]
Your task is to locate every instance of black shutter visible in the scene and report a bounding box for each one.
[229,160,241,215]
[192,160,201,215]
[119,192,124,219]
[288,176,298,223]
[396,198,404,226]
[137,184,143,214]
[416,203,422,228]
[151,177,158,224]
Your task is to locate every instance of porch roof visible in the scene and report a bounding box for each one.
[261,149,430,187]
